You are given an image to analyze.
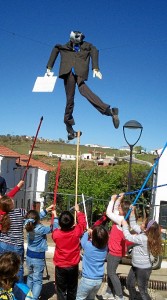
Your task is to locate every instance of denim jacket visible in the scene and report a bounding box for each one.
[26,210,58,253]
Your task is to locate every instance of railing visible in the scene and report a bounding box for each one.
[44,192,167,258]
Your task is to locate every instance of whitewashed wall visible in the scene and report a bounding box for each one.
[152,148,167,225]
[0,156,49,211]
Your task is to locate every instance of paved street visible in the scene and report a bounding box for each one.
[23,252,167,300]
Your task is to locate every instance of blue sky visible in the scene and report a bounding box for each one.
[0,0,167,152]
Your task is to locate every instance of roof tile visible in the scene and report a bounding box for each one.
[0,145,55,172]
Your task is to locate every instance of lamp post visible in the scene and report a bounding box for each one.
[123,120,143,193]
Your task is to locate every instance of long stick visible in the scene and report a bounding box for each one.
[82,193,89,229]
[51,158,61,224]
[75,131,81,223]
[22,116,43,180]
[123,183,167,196]
[125,141,167,219]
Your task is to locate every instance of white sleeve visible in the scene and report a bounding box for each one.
[106,199,124,226]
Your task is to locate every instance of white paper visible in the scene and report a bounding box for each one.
[32,73,57,92]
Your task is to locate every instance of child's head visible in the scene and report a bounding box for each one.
[0,252,20,290]
[59,210,74,231]
[25,210,40,232]
[0,196,14,212]
[92,225,109,249]
[118,200,131,216]
[0,196,14,233]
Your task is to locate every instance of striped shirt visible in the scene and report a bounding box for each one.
[0,208,27,246]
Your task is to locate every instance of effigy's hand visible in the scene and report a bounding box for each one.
[93,69,102,79]
[46,68,54,76]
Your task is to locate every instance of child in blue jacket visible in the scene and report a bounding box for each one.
[24,205,58,300]
[76,225,108,300]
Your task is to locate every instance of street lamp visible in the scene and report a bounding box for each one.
[123,120,143,193]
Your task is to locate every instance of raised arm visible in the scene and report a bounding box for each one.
[106,193,124,225]
[7,180,24,198]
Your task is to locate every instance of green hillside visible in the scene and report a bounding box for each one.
[0,135,156,165]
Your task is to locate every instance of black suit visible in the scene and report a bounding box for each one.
[47,41,110,127]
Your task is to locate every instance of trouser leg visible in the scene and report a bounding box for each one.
[55,265,79,300]
[107,253,123,298]
[78,80,110,114]
[67,265,79,300]
[135,267,152,300]
[64,72,76,127]
[126,267,137,300]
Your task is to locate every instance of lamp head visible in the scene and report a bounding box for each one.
[123,120,143,130]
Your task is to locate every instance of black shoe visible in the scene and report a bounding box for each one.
[68,131,82,140]
[111,107,119,129]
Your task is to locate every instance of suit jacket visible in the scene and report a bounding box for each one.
[47,41,99,81]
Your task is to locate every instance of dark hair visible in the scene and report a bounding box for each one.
[0,252,20,290]
[59,211,74,231]
[120,200,131,216]
[0,196,13,232]
[92,225,109,249]
[25,210,40,232]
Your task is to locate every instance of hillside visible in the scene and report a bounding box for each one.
[0,135,156,166]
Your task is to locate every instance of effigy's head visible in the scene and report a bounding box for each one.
[70,31,85,44]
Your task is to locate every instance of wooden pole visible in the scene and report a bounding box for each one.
[51,157,61,225]
[75,131,81,223]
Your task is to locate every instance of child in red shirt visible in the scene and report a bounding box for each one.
[52,204,86,300]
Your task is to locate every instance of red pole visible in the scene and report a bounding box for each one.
[51,157,61,224]
[22,116,43,180]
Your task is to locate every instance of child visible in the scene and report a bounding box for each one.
[52,204,86,300]
[0,251,33,299]
[105,193,130,300]
[121,207,162,300]
[76,225,108,300]
[25,205,57,300]
[0,180,26,282]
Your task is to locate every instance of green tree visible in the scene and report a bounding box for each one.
[47,163,152,214]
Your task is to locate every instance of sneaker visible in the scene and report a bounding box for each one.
[111,107,119,129]
[102,292,115,300]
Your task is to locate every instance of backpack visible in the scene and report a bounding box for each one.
[0,288,15,300]
[13,283,33,300]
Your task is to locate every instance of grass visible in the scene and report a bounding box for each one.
[0,136,156,164]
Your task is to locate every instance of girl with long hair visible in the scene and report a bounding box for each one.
[121,207,162,300]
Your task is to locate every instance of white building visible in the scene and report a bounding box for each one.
[0,145,54,211]
[151,147,167,229]
[81,153,92,160]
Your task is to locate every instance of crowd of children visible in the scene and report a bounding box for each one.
[0,181,163,300]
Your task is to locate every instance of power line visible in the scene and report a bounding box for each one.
[1,26,167,51]
[0,27,52,47]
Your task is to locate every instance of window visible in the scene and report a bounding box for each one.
[159,201,167,228]
[27,199,30,211]
[29,174,32,187]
